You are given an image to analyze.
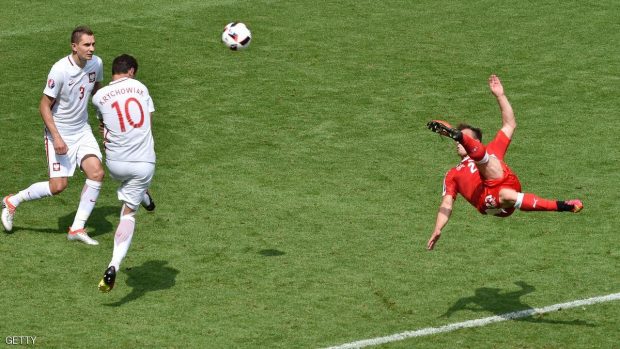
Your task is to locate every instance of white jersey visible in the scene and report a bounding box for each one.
[92,77,156,163]
[43,54,103,135]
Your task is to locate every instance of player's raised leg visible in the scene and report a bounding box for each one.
[427,120,487,161]
[428,120,504,181]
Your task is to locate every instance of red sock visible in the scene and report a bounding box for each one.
[518,193,558,211]
[460,133,487,161]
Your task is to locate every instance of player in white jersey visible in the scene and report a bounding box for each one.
[1,26,105,245]
[93,54,157,292]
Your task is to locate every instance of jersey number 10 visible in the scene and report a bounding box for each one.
[111,97,145,132]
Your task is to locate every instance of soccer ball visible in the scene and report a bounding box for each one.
[221,22,252,50]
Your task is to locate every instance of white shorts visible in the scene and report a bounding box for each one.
[45,129,102,178]
[106,160,155,210]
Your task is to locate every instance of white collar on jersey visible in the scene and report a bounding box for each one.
[109,77,131,85]
[68,54,89,70]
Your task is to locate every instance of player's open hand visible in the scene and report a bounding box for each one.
[427,230,441,250]
[488,74,504,97]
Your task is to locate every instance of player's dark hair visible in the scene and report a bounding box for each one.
[71,25,94,44]
[112,54,139,75]
[457,123,483,141]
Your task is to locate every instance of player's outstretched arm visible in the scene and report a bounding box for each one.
[427,195,454,250]
[489,74,516,139]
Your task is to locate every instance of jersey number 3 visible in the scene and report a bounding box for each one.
[111,98,145,132]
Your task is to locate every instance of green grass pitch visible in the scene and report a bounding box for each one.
[0,1,618,348]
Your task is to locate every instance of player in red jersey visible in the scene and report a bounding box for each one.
[425,74,583,250]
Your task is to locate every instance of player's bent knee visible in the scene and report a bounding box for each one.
[499,189,518,207]
[49,180,68,195]
[84,171,104,182]
[81,156,105,181]
[88,168,105,181]
[479,157,504,180]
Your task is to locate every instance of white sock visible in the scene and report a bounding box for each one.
[70,179,102,231]
[109,215,135,271]
[10,182,53,207]
[514,192,525,209]
[475,152,490,165]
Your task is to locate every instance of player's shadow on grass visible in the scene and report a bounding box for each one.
[258,248,285,257]
[16,205,118,236]
[443,281,594,326]
[59,206,118,237]
[105,260,179,307]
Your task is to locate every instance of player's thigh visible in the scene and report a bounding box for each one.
[76,132,103,175]
[107,161,155,209]
[477,155,503,180]
[498,188,519,207]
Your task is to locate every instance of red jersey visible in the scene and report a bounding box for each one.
[442,130,522,217]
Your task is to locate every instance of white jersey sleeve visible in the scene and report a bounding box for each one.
[43,63,65,99]
[92,77,156,163]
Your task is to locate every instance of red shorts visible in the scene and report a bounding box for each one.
[475,162,522,217]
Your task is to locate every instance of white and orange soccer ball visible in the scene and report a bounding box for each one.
[221,22,252,50]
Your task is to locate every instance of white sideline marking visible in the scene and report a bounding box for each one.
[323,292,620,349]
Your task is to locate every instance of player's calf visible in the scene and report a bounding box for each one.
[427,120,487,161]
[515,193,583,213]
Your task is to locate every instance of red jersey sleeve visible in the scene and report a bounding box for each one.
[442,169,458,199]
[486,130,511,161]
